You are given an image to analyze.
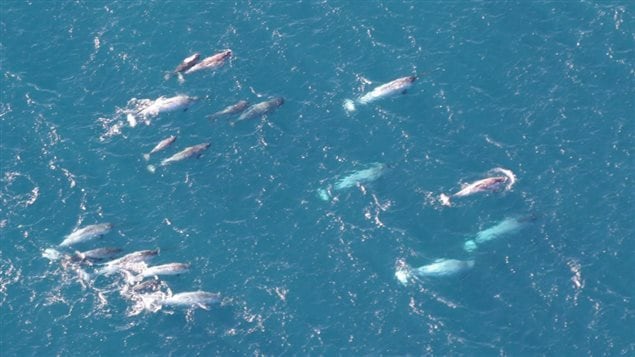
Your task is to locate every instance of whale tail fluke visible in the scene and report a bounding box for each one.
[147,165,156,174]
[42,248,63,261]
[126,113,138,128]
[343,99,356,112]
[177,73,185,85]
[121,270,143,285]
[317,188,332,202]
[463,239,478,253]
[76,268,92,287]
[439,193,452,206]
[143,153,151,161]
[395,264,413,286]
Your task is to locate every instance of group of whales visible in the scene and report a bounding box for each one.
[47,47,530,313]
[120,49,285,173]
[314,161,525,286]
[43,223,220,314]
[40,50,263,314]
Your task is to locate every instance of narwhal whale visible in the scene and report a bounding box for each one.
[344,76,416,112]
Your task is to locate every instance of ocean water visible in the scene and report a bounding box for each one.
[1,0,634,355]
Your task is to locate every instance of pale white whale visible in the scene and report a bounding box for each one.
[395,258,475,285]
[344,76,416,112]
[317,163,386,201]
[162,291,221,309]
[127,95,197,126]
[464,215,535,252]
[59,223,113,247]
[128,290,221,315]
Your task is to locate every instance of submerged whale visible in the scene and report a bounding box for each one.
[317,162,386,201]
[439,167,516,206]
[464,215,535,252]
[395,258,475,285]
[344,76,416,112]
[208,100,249,120]
[162,291,221,309]
[59,223,113,247]
[130,290,221,315]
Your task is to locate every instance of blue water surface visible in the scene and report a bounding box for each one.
[1,1,634,355]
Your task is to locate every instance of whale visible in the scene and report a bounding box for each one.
[159,143,211,167]
[208,100,249,120]
[59,223,113,247]
[232,97,284,125]
[137,95,197,118]
[344,75,416,112]
[96,249,159,276]
[183,49,232,75]
[73,247,122,262]
[439,167,516,206]
[128,290,221,315]
[164,53,201,80]
[42,248,64,261]
[413,258,475,277]
[161,291,221,310]
[396,258,475,285]
[317,163,386,201]
[124,263,190,284]
[464,215,535,252]
[144,135,176,160]
[143,135,176,161]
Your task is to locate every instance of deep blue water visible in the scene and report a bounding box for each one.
[1,1,634,355]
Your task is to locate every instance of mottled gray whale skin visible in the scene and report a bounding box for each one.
[183,49,232,75]
[208,100,249,120]
[174,53,200,73]
[126,263,190,284]
[439,167,517,206]
[144,135,176,161]
[165,53,201,80]
[96,249,159,276]
[160,143,211,166]
[233,97,284,124]
[73,247,122,262]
